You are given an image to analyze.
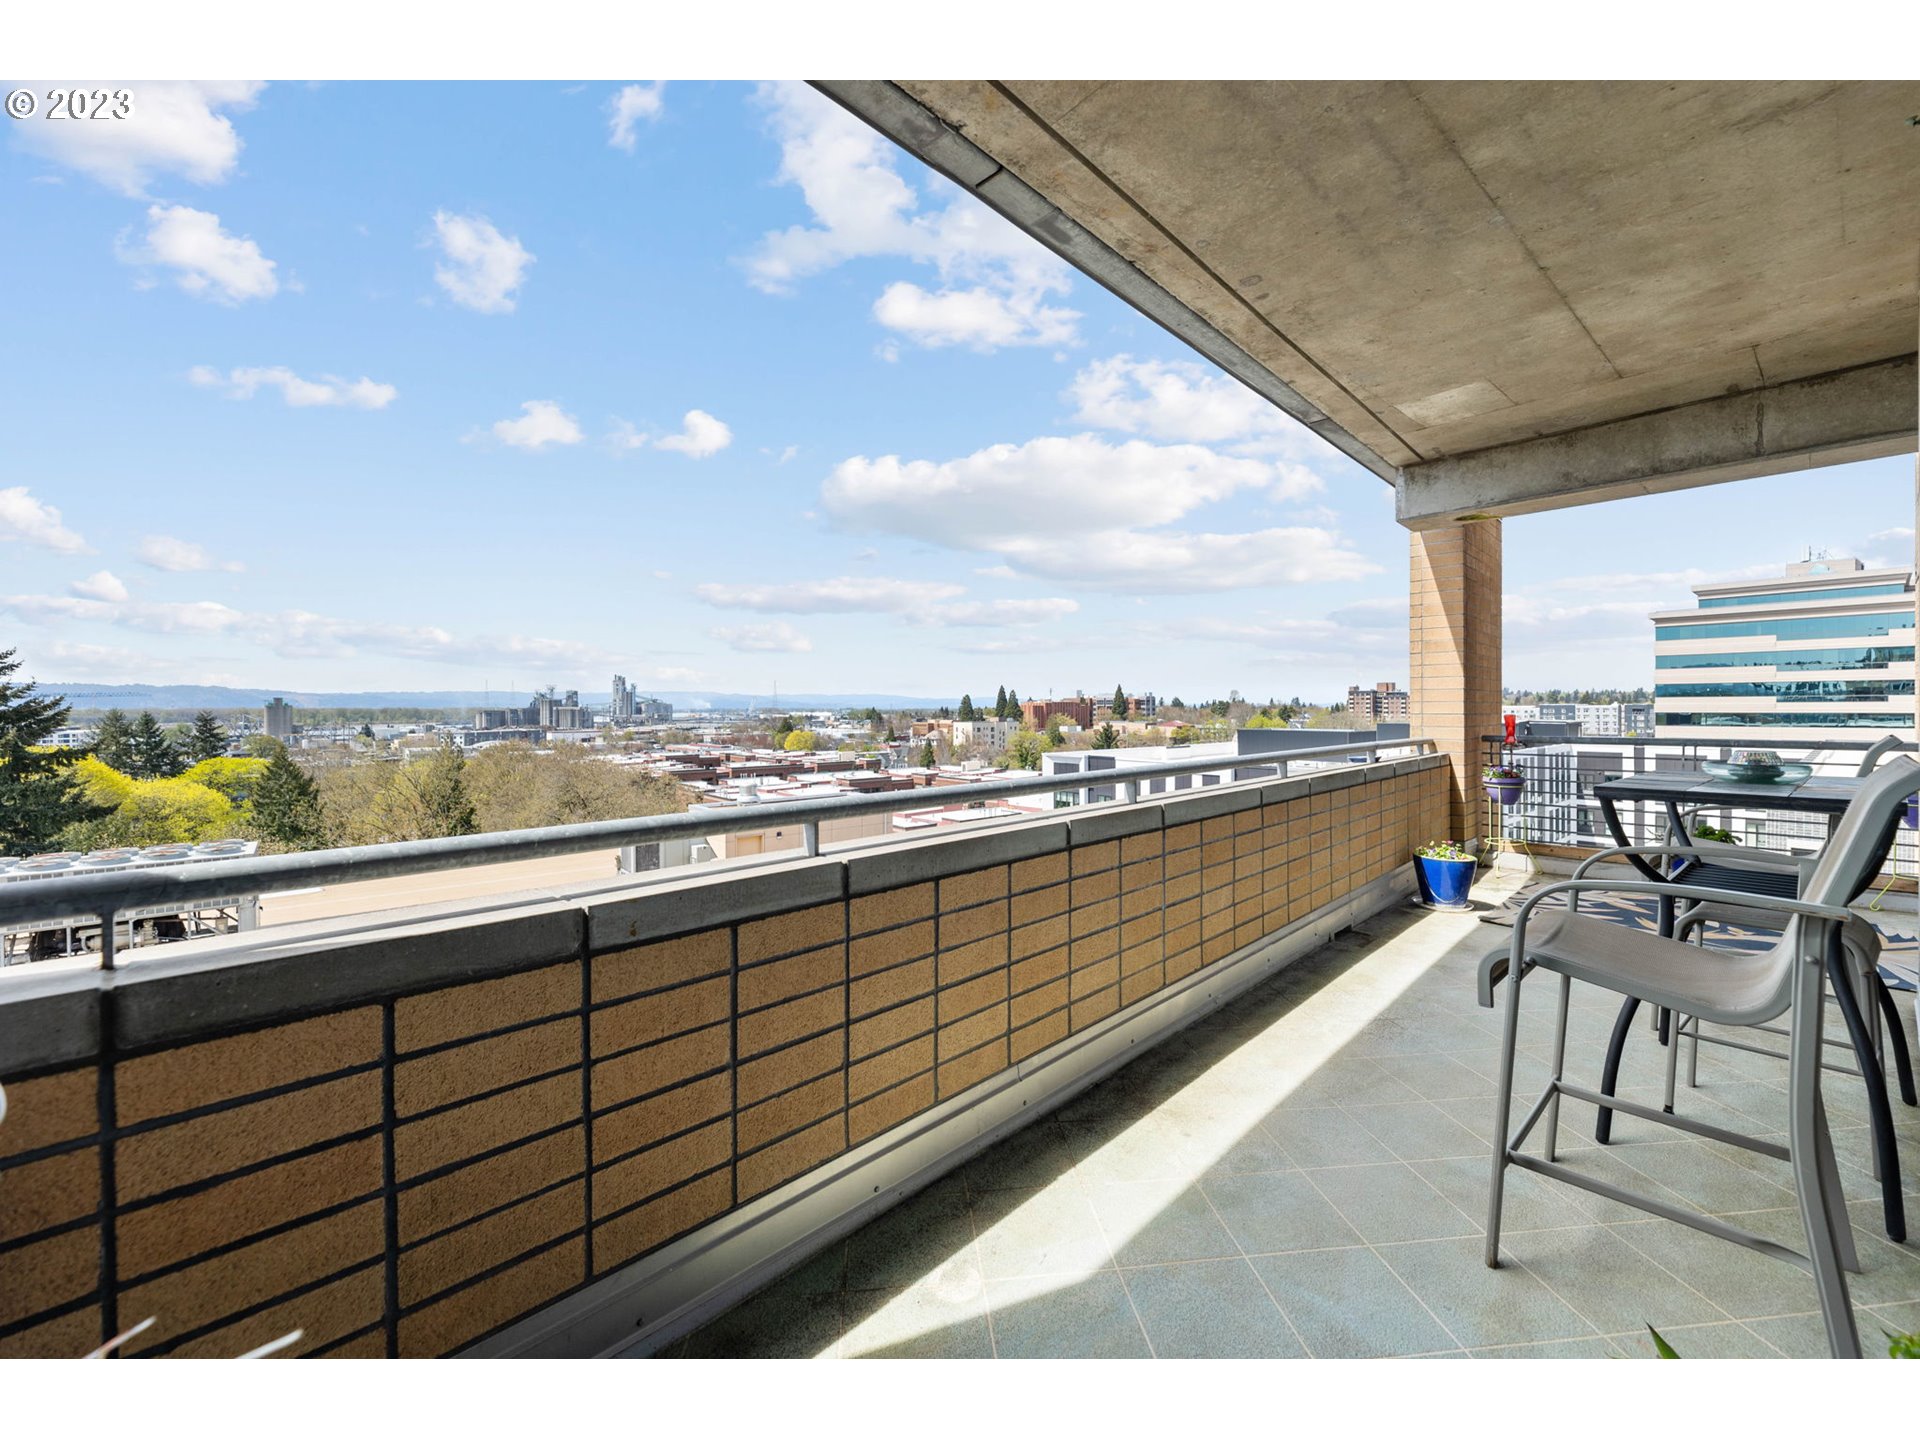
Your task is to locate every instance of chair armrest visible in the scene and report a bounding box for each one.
[1476,876,1850,1009]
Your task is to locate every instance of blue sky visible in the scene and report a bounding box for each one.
[1,79,1911,702]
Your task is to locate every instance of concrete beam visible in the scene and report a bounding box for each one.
[1396,354,1918,529]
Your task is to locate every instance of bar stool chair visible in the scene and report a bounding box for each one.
[1477,753,1920,1358]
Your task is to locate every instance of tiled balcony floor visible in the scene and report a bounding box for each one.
[659,873,1920,1359]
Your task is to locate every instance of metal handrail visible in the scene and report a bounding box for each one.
[1482,734,1917,754]
[0,736,1436,968]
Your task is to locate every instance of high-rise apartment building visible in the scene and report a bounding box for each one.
[1652,556,1916,743]
[1347,681,1410,725]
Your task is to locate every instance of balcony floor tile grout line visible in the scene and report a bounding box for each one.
[1189,1161,1316,1358]
[1080,1184,1159,1358]
[1290,1162,1474,1354]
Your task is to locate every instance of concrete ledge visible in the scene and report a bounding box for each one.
[116,901,587,1050]
[842,818,1067,895]
[1161,785,1262,824]
[1306,766,1370,794]
[1064,801,1165,845]
[588,855,844,950]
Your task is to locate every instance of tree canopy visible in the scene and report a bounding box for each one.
[0,649,109,855]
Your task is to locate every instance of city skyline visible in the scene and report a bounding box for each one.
[2,81,1911,699]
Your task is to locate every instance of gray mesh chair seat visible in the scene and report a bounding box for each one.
[1509,909,1801,1026]
[1476,752,1920,1359]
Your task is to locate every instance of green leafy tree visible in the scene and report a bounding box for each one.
[126,711,184,779]
[1112,684,1127,716]
[1007,728,1047,770]
[1209,699,1231,719]
[1169,724,1197,745]
[377,744,477,840]
[1169,696,1184,710]
[1044,711,1066,745]
[251,743,326,849]
[358,722,375,741]
[92,707,135,771]
[918,741,936,768]
[993,685,1008,720]
[774,714,796,737]
[1092,721,1119,750]
[957,693,976,721]
[0,649,111,855]
[187,710,229,763]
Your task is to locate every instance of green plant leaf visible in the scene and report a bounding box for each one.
[1647,1325,1681,1358]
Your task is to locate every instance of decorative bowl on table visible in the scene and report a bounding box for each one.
[1701,750,1812,784]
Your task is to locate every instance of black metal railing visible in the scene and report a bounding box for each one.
[1478,733,1918,875]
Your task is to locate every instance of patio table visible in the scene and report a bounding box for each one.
[1585,770,1906,1240]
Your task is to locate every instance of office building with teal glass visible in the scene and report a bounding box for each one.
[1651,556,1917,744]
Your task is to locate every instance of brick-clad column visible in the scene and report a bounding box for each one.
[1408,519,1502,843]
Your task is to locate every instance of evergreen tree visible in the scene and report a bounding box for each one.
[0,649,110,855]
[1169,696,1185,709]
[251,742,325,849]
[1005,686,1020,719]
[1112,684,1128,717]
[92,707,135,771]
[188,710,229,763]
[993,685,1008,719]
[956,693,976,721]
[126,711,184,779]
[1093,722,1120,750]
[405,744,479,838]
[358,722,375,741]
[918,741,936,768]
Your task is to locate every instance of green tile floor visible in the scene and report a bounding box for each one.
[657,874,1920,1359]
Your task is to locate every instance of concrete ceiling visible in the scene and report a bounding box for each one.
[820,81,1920,527]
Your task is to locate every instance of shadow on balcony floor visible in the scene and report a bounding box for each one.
[654,875,1920,1359]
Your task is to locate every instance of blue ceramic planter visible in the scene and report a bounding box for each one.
[1414,855,1476,910]
[1484,778,1525,806]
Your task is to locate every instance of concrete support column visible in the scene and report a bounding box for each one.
[1409,519,1503,842]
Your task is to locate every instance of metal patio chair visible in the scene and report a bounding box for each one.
[1477,752,1920,1358]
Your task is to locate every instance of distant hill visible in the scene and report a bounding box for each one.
[42,682,957,713]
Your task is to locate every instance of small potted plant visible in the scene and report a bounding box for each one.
[1483,763,1525,806]
[1413,839,1476,910]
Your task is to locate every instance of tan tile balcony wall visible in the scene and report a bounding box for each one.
[0,756,1446,1358]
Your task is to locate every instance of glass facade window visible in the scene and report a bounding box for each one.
[1654,645,1914,671]
[1655,711,1916,728]
[1697,584,1908,608]
[1654,680,1914,701]
[1655,613,1916,643]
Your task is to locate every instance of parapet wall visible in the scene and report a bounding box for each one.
[0,756,1447,1357]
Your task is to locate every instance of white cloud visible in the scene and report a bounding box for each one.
[6,81,262,195]
[777,445,799,464]
[826,435,1306,546]
[822,433,1370,593]
[746,81,1079,352]
[137,535,243,573]
[0,487,89,554]
[431,210,533,314]
[931,598,1080,627]
[1068,354,1315,455]
[0,590,616,670]
[490,400,583,451]
[873,282,1078,352]
[655,409,732,458]
[695,576,964,615]
[69,570,128,602]
[607,82,665,150]
[711,621,813,654]
[189,364,396,409]
[1870,527,1914,544]
[608,420,650,451]
[1000,528,1378,593]
[120,204,278,304]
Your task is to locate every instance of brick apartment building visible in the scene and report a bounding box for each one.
[1347,681,1410,725]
